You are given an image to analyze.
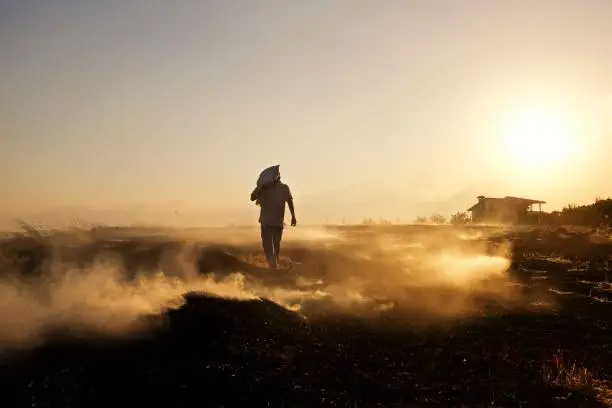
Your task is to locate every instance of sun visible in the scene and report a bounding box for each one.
[501,107,576,168]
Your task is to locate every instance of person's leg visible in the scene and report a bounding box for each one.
[260,225,276,269]
[272,227,284,265]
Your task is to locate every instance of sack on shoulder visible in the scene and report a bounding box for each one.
[256,165,280,189]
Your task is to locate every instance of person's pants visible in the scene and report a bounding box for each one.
[260,225,283,269]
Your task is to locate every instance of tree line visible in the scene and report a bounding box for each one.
[411,198,612,226]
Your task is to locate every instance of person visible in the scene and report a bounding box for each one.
[250,170,296,269]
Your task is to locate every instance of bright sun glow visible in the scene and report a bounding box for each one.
[502,107,576,168]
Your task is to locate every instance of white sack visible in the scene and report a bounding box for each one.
[256,165,280,188]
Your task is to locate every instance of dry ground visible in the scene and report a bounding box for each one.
[0,224,611,407]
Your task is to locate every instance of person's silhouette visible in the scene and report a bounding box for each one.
[250,169,296,269]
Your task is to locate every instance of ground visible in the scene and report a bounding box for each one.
[0,224,611,407]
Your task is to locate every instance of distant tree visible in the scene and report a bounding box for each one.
[414,216,427,224]
[564,203,578,211]
[361,217,376,225]
[540,198,612,227]
[450,212,470,225]
[595,198,612,221]
[429,213,446,225]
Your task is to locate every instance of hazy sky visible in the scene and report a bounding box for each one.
[2,0,612,226]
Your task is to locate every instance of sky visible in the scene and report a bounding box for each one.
[1,0,612,227]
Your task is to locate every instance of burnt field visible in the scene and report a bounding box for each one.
[0,224,611,407]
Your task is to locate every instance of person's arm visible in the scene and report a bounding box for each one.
[286,185,296,226]
[250,187,260,202]
[288,199,296,219]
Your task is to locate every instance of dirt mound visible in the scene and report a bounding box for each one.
[164,292,309,340]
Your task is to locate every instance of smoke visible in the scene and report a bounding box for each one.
[0,225,527,351]
[283,227,522,317]
[235,226,521,318]
[170,225,344,246]
[416,251,509,286]
[283,226,344,243]
[0,258,258,350]
[457,230,485,241]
